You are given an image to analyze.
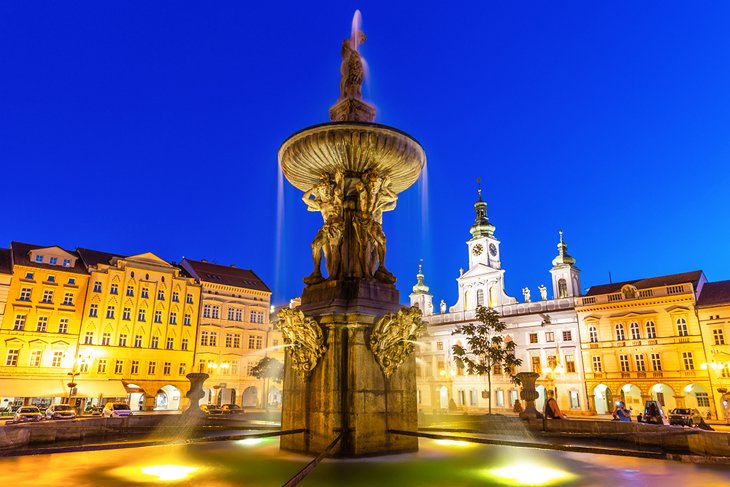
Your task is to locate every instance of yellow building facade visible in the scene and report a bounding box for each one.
[181,258,279,409]
[0,243,91,409]
[576,271,714,418]
[696,280,730,421]
[76,249,201,411]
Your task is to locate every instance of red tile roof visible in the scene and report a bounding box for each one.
[76,248,125,268]
[9,241,88,275]
[180,258,270,293]
[697,280,730,308]
[585,270,704,296]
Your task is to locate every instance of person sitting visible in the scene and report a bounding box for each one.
[612,402,632,422]
[545,390,567,419]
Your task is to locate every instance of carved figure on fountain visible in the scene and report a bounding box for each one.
[303,170,346,284]
[277,308,327,379]
[370,306,426,378]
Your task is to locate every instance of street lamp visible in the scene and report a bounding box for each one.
[67,354,94,405]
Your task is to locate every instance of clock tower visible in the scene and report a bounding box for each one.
[467,183,501,270]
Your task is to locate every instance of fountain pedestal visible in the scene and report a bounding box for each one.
[516,372,541,419]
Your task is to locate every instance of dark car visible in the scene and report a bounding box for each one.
[668,408,703,427]
[13,406,43,423]
[639,400,665,425]
[45,404,77,420]
[201,404,223,415]
[219,404,244,415]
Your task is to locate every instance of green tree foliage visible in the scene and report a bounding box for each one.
[452,306,522,414]
[250,357,284,383]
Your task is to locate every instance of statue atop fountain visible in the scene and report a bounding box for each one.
[278,10,426,457]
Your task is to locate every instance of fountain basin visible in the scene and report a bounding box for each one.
[278,122,426,194]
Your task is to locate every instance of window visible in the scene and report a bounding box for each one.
[255,335,262,349]
[93,281,102,292]
[148,362,156,375]
[106,306,115,319]
[235,308,242,321]
[615,323,625,341]
[247,362,254,376]
[181,338,189,350]
[49,257,57,265]
[569,391,580,409]
[51,351,63,367]
[696,392,710,408]
[558,278,568,298]
[13,314,26,331]
[166,337,174,349]
[68,277,75,285]
[588,326,598,342]
[592,356,602,372]
[42,290,54,303]
[169,312,177,324]
[126,285,134,297]
[496,389,505,407]
[138,309,146,321]
[186,293,193,304]
[131,360,139,375]
[101,332,111,346]
[226,334,233,348]
[651,352,662,371]
[151,336,159,349]
[210,332,218,347]
[163,362,171,375]
[201,331,210,346]
[63,259,71,267]
[7,349,20,366]
[562,330,572,341]
[635,354,646,372]
[97,359,107,374]
[529,333,538,344]
[141,288,149,299]
[154,310,162,323]
[682,351,694,370]
[89,304,98,317]
[203,305,211,318]
[250,310,256,322]
[118,334,128,347]
[114,360,124,374]
[646,321,656,339]
[258,312,264,323]
[531,356,541,374]
[476,289,485,307]
[35,255,43,263]
[58,318,69,334]
[436,341,443,351]
[172,291,179,302]
[29,350,42,367]
[78,361,90,375]
[565,354,576,373]
[212,306,219,319]
[231,361,239,375]
[157,290,165,300]
[62,292,74,305]
[227,308,235,321]
[134,335,142,348]
[233,335,240,348]
[184,313,191,326]
[713,329,725,346]
[19,287,31,301]
[84,331,94,344]
[122,307,131,320]
[545,332,555,342]
[470,390,478,406]
[24,272,34,279]
[630,322,640,340]
[110,283,118,295]
[47,275,55,283]
[677,318,688,337]
[198,360,207,373]
[619,354,630,372]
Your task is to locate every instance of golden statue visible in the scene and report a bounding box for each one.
[278,308,327,379]
[369,307,425,378]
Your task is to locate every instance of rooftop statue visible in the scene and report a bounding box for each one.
[339,31,367,101]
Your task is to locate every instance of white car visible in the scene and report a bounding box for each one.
[102,402,132,418]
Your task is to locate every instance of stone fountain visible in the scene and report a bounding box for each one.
[278,12,426,457]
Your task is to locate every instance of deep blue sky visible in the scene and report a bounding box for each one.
[1,2,729,306]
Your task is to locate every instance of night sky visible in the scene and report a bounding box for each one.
[1,2,729,306]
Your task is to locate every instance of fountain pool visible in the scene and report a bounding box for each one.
[3,437,730,486]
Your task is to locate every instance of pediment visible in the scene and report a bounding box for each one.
[459,264,502,280]
[29,246,76,260]
[124,252,173,268]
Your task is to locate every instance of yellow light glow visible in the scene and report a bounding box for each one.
[486,463,577,486]
[434,439,474,447]
[237,438,268,446]
[140,465,198,481]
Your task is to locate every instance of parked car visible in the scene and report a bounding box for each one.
[85,405,103,416]
[102,402,132,418]
[219,404,244,415]
[45,404,77,420]
[639,400,665,425]
[14,406,43,423]
[668,408,703,427]
[201,404,223,415]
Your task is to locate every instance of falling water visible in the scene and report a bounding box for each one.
[274,162,285,301]
[419,161,429,243]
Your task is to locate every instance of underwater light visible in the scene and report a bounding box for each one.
[485,463,577,486]
[237,438,269,446]
[140,465,198,481]
[434,439,474,447]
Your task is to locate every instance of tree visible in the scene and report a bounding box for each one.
[452,306,522,414]
[251,357,284,409]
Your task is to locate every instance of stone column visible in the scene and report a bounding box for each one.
[516,372,540,419]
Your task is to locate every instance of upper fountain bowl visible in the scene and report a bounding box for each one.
[279,121,426,194]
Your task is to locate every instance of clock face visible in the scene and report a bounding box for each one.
[472,244,484,256]
[489,243,498,257]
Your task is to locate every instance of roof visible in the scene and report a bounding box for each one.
[76,248,125,269]
[697,280,730,308]
[9,241,88,275]
[585,270,704,297]
[180,258,271,293]
[0,248,12,275]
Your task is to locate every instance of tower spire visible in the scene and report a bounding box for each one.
[552,229,576,267]
[470,177,495,239]
[412,258,430,294]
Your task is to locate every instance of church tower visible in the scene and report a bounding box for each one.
[549,231,581,299]
[409,260,433,316]
[451,181,516,312]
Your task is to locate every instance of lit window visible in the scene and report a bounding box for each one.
[651,352,662,371]
[58,318,69,334]
[619,355,630,372]
[51,351,63,367]
[255,336,262,349]
[615,323,625,341]
[645,321,656,339]
[677,318,689,337]
[13,314,26,331]
[696,392,710,408]
[545,332,555,342]
[531,356,541,374]
[682,351,694,370]
[630,322,640,340]
[589,326,598,343]
[529,333,538,344]
[565,354,576,373]
[635,354,646,372]
[36,316,48,332]
[6,349,19,366]
[29,350,42,367]
[713,329,725,346]
[592,356,602,372]
[97,359,107,374]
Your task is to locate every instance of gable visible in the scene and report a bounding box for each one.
[123,252,173,268]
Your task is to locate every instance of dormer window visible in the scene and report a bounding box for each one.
[63,259,71,267]
[35,255,43,263]
[49,257,57,265]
